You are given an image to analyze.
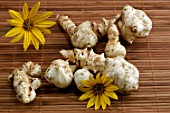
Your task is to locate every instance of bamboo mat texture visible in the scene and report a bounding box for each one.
[0,0,170,113]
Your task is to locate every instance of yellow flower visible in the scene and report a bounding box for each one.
[79,73,119,110]
[5,2,56,51]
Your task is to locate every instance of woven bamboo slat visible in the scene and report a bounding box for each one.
[0,0,170,113]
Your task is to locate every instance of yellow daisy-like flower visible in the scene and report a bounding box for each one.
[79,73,119,110]
[5,2,56,51]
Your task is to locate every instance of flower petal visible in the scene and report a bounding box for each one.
[96,73,100,80]
[39,28,51,34]
[34,21,56,28]
[89,75,97,86]
[100,94,107,110]
[104,78,113,86]
[31,33,39,50]
[102,93,111,106]
[87,95,95,109]
[78,86,91,92]
[5,27,23,37]
[7,19,23,27]
[89,75,95,81]
[101,74,107,84]
[23,31,32,51]
[23,2,29,20]
[9,10,23,20]
[105,91,118,100]
[31,27,45,44]
[33,11,53,23]
[29,2,40,18]
[94,95,100,110]
[79,90,94,101]
[10,28,24,43]
[105,85,119,91]
[81,80,91,87]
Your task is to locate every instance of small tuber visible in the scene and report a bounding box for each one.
[8,69,41,103]
[45,59,73,88]
[8,61,42,104]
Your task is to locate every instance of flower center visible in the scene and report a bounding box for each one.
[23,19,33,30]
[93,83,105,95]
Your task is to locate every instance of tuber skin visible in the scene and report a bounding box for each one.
[45,59,73,88]
[60,48,139,93]
[57,15,98,48]
[8,69,41,104]
[117,5,152,44]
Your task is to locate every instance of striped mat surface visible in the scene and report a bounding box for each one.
[0,0,170,113]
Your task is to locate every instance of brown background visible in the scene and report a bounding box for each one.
[0,0,170,113]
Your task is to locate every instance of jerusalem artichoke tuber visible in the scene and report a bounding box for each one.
[60,48,139,93]
[57,15,98,48]
[45,59,73,88]
[8,61,42,104]
[8,69,41,103]
[117,5,152,43]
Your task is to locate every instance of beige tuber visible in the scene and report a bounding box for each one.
[8,69,41,103]
[45,59,73,88]
[57,15,98,48]
[8,61,42,103]
[117,5,152,43]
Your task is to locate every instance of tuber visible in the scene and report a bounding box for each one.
[117,5,152,43]
[57,15,98,48]
[45,59,73,88]
[8,69,41,103]
[8,61,42,103]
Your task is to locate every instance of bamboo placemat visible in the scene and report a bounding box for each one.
[0,0,170,113]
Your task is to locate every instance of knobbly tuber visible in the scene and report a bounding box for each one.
[57,15,98,48]
[117,5,152,43]
[8,61,42,103]
[92,14,126,58]
[60,48,139,93]
[45,59,73,88]
[8,69,41,103]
